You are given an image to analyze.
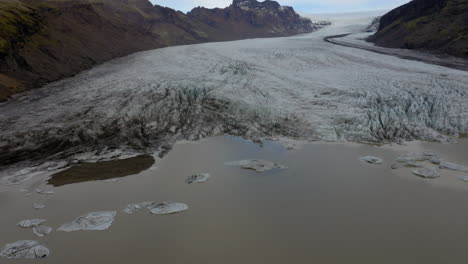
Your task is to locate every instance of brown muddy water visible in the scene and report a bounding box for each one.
[1,136,468,263]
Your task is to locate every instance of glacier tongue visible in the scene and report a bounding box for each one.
[1,14,468,168]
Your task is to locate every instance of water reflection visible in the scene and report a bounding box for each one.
[47,155,155,187]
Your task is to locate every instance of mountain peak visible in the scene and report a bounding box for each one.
[232,0,281,10]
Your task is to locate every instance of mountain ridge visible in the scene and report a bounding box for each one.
[0,0,322,101]
[369,0,468,60]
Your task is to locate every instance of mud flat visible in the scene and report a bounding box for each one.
[1,136,468,263]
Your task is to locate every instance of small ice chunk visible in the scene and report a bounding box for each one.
[359,156,383,164]
[186,173,211,184]
[412,167,440,179]
[58,211,116,232]
[104,179,120,183]
[32,225,53,237]
[33,203,46,210]
[35,189,54,195]
[439,161,468,173]
[397,152,439,163]
[123,201,155,214]
[148,202,188,215]
[458,176,468,182]
[430,157,441,165]
[391,162,422,169]
[225,159,287,172]
[0,240,49,259]
[405,162,423,168]
[17,219,46,228]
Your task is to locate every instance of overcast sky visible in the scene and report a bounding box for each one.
[150,0,411,13]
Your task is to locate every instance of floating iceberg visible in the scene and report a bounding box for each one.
[58,211,116,232]
[359,156,383,164]
[439,161,468,173]
[0,240,49,259]
[17,219,46,228]
[33,203,46,210]
[32,225,53,237]
[412,167,440,179]
[396,152,439,163]
[148,202,188,215]
[225,159,287,172]
[123,202,155,214]
[186,173,211,184]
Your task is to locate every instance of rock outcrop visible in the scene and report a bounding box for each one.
[188,0,318,41]
[0,0,321,101]
[369,0,468,59]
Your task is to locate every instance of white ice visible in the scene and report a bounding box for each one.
[1,12,468,170]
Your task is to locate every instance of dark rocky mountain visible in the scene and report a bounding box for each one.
[369,0,468,59]
[0,0,320,101]
[188,0,318,41]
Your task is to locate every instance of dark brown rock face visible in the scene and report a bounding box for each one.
[369,0,468,59]
[0,0,208,101]
[188,0,317,41]
[0,0,317,101]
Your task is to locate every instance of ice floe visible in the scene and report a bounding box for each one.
[32,225,53,237]
[412,167,440,179]
[148,202,189,215]
[225,159,287,172]
[58,211,117,232]
[458,176,468,182]
[17,219,46,228]
[123,201,155,214]
[0,240,49,259]
[186,173,211,184]
[35,188,54,195]
[359,156,383,164]
[439,161,468,173]
[396,152,439,163]
[33,203,46,210]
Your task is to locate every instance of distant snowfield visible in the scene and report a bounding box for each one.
[1,14,468,166]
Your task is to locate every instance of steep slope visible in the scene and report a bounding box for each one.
[369,0,468,59]
[188,0,317,41]
[0,0,207,101]
[0,0,320,101]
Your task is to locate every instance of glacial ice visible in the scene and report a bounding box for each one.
[35,188,54,195]
[32,225,53,237]
[359,156,383,164]
[391,162,423,170]
[123,201,155,214]
[412,167,440,179]
[0,240,49,259]
[396,152,439,163]
[439,161,468,173]
[225,159,287,172]
[458,176,468,182]
[148,202,189,215]
[58,211,117,232]
[17,219,46,228]
[186,173,211,184]
[33,203,46,209]
[124,201,189,215]
[1,14,468,169]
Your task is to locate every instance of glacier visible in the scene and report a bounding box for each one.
[0,13,468,169]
